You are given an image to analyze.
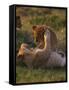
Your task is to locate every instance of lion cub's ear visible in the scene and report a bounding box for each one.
[32,25,37,30]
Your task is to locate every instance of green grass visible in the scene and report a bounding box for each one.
[16,66,66,84]
[16,8,66,52]
[16,8,66,84]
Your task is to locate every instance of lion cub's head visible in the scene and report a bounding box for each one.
[32,25,57,50]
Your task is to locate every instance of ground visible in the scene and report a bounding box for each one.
[16,7,67,84]
[16,66,66,83]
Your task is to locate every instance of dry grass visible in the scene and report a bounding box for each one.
[16,7,67,84]
[16,66,66,83]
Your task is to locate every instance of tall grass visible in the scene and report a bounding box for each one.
[30,15,66,31]
[16,8,67,83]
[16,66,66,83]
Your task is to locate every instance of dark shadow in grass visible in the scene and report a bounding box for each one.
[17,61,26,67]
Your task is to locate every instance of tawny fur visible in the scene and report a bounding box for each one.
[32,25,58,50]
[17,30,66,68]
[17,30,51,68]
[46,51,66,67]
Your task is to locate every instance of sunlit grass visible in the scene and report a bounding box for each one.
[16,66,66,83]
[16,8,67,84]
